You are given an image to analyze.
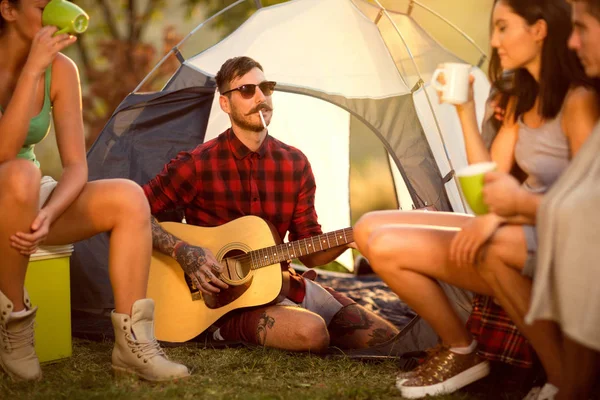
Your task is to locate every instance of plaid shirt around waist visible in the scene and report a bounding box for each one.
[467,294,535,368]
[143,128,323,302]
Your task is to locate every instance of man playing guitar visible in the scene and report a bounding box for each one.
[143,56,398,351]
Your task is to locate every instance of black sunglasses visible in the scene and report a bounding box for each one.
[222,81,277,99]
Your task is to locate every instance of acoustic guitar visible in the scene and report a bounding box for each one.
[147,215,354,342]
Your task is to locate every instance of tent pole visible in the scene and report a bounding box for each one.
[477,54,488,68]
[374,9,383,24]
[413,80,469,210]
[407,0,415,15]
[373,0,468,212]
[411,1,487,59]
[254,0,263,9]
[134,0,248,93]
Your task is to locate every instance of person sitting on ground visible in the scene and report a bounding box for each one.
[144,56,399,352]
[0,0,189,382]
[353,0,599,398]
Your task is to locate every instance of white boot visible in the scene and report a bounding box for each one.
[0,289,41,381]
[111,299,190,381]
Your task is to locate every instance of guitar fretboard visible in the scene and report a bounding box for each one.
[246,228,353,269]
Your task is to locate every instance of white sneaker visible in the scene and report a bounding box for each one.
[523,383,559,400]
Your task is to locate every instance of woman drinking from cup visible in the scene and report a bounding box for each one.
[353,0,599,398]
[0,0,189,381]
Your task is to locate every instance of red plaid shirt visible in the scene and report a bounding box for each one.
[143,128,323,302]
[467,294,535,368]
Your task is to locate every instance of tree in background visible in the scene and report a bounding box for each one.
[183,0,287,36]
[72,0,291,147]
[74,0,186,147]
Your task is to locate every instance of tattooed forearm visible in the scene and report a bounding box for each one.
[174,244,207,277]
[151,216,180,256]
[255,312,276,346]
[150,216,208,269]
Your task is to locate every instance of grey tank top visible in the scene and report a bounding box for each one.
[514,111,570,194]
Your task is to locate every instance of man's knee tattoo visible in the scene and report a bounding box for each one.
[255,312,275,345]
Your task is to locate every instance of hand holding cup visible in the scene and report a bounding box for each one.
[456,162,497,215]
[431,63,474,106]
[482,171,521,217]
[25,26,77,76]
[42,0,89,36]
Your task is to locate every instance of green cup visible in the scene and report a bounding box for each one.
[42,0,89,36]
[456,162,497,215]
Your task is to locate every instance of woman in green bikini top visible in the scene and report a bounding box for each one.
[0,0,188,383]
[0,66,52,167]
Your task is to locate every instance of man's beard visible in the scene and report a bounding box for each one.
[231,108,264,132]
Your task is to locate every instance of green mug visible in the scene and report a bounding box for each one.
[42,0,89,36]
[456,162,497,215]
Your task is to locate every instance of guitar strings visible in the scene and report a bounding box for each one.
[222,230,354,266]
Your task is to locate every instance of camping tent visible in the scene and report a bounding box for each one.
[71,0,491,310]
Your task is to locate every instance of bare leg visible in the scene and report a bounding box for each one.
[557,335,600,400]
[478,225,562,386]
[354,210,472,259]
[366,224,493,347]
[262,306,330,352]
[45,179,150,315]
[0,160,41,311]
[219,305,330,352]
[328,304,398,348]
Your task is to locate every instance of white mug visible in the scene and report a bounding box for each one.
[431,63,472,105]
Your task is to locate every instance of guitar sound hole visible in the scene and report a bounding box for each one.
[222,249,251,281]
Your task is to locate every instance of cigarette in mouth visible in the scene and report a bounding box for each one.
[259,110,267,129]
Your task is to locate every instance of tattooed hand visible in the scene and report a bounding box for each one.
[150,217,228,294]
[173,243,229,294]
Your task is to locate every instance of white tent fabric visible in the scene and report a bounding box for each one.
[70,0,494,313]
[185,0,491,268]
[188,0,410,98]
[203,90,352,267]
[353,0,464,88]
[412,68,491,212]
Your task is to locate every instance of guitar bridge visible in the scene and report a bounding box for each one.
[191,292,202,301]
[184,273,203,301]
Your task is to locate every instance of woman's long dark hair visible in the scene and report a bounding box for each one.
[489,0,596,122]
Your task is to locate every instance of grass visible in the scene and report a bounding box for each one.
[0,338,497,400]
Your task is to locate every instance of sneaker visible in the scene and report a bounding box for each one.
[523,383,558,400]
[523,386,542,400]
[396,369,417,386]
[395,345,443,387]
[397,346,490,398]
